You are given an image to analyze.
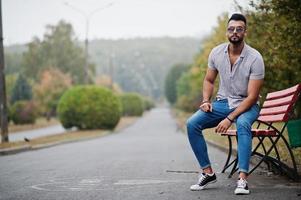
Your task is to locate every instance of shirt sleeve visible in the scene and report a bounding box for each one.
[250,55,265,80]
[208,49,217,70]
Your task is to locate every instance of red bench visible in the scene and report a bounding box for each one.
[221,83,301,181]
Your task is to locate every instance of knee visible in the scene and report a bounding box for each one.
[186,117,195,130]
[236,118,252,135]
[186,116,203,132]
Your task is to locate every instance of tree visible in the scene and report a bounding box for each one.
[246,0,301,117]
[10,74,32,104]
[164,63,189,104]
[4,52,22,75]
[175,14,228,111]
[33,68,72,120]
[22,20,95,84]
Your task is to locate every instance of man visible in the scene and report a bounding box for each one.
[186,13,264,195]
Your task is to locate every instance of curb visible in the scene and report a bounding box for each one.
[0,145,31,155]
[0,131,111,156]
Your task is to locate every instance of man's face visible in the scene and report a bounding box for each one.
[226,20,246,45]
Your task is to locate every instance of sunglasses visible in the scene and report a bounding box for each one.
[227,26,245,33]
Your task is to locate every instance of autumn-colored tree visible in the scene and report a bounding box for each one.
[95,74,122,94]
[33,68,72,120]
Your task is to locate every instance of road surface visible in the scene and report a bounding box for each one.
[0,107,300,200]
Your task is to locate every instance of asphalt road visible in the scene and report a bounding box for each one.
[0,107,300,200]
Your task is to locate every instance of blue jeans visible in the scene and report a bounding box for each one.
[186,99,260,174]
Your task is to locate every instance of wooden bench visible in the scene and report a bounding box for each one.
[220,83,301,181]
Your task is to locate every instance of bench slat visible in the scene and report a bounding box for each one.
[221,129,276,137]
[258,113,287,122]
[266,84,301,100]
[259,104,290,116]
[262,94,294,108]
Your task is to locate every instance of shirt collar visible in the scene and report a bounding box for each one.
[224,42,247,58]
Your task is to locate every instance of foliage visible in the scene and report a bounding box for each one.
[142,97,155,111]
[57,85,122,130]
[89,37,200,99]
[10,101,37,124]
[176,67,203,112]
[175,14,228,112]
[22,20,95,84]
[6,37,200,99]
[164,63,189,104]
[119,93,144,116]
[4,52,22,75]
[10,74,32,104]
[5,74,17,104]
[33,68,72,119]
[94,74,122,94]
[246,0,301,117]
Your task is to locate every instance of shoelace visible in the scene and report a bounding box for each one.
[198,173,207,184]
[237,178,247,188]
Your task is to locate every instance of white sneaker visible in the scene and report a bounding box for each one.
[234,178,250,195]
[190,173,217,191]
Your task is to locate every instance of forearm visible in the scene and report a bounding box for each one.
[228,79,263,121]
[202,79,214,102]
[228,96,258,120]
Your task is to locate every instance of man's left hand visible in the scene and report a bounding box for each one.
[215,118,232,133]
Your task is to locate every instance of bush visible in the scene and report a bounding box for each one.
[142,97,155,111]
[120,93,144,116]
[57,85,122,130]
[10,101,37,124]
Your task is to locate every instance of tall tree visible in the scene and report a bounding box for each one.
[164,63,189,104]
[22,20,95,84]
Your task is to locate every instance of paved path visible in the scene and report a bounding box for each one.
[0,107,300,200]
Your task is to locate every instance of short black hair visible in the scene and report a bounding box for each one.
[228,13,247,26]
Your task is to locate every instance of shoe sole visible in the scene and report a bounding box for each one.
[190,179,217,191]
[234,188,250,195]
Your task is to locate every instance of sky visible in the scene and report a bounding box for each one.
[2,0,250,45]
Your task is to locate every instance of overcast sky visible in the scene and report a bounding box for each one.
[3,0,250,45]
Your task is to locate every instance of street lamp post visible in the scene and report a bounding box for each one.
[0,0,9,142]
[64,1,114,84]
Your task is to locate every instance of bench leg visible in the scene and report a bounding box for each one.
[249,132,299,181]
[222,136,233,173]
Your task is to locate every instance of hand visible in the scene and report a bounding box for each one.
[200,102,212,112]
[215,118,232,133]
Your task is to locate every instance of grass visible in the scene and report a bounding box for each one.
[0,116,139,150]
[171,108,301,173]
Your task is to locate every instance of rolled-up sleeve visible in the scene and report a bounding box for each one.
[250,56,265,80]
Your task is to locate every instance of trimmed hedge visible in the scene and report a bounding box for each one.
[120,93,144,116]
[57,85,122,130]
[142,97,155,111]
[10,101,37,124]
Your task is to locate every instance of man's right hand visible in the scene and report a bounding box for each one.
[200,102,213,112]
